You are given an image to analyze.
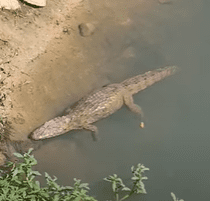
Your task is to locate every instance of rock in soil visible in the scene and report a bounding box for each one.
[78,23,96,37]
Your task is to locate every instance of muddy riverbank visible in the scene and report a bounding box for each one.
[0,0,200,167]
[0,0,165,165]
[0,0,98,165]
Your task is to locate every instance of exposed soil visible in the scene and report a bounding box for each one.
[0,0,99,166]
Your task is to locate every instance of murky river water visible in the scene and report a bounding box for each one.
[31,0,209,200]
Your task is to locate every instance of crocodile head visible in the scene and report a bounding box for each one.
[29,115,81,140]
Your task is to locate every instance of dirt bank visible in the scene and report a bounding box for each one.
[0,0,97,165]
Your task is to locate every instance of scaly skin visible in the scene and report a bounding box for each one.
[30,66,179,140]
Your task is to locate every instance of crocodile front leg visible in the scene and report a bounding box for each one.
[83,124,99,141]
[123,94,145,128]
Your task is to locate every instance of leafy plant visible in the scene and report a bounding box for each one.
[104,163,149,201]
[0,148,48,200]
[44,173,96,201]
[0,148,184,201]
[0,148,96,201]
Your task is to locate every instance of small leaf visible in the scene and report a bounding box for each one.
[103,177,109,182]
[35,180,40,187]
[62,186,73,190]
[53,194,60,201]
[30,159,38,166]
[27,148,34,155]
[29,170,41,176]
[122,187,131,191]
[131,176,139,180]
[45,172,51,179]
[74,178,81,182]
[12,168,19,177]
[74,197,82,201]
[79,183,90,189]
[141,176,148,180]
[13,152,24,158]
[112,181,116,192]
[116,177,123,183]
[52,181,60,189]
[171,192,176,200]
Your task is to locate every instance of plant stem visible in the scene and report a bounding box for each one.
[128,180,138,196]
[120,194,129,201]
[116,192,119,201]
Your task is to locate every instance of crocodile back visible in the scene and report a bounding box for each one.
[121,66,179,95]
[69,84,125,124]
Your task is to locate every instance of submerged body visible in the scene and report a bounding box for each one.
[30,66,179,140]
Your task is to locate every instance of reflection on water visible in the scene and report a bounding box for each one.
[33,0,210,200]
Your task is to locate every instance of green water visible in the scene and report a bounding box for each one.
[33,0,209,200]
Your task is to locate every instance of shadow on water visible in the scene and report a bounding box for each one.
[32,0,210,200]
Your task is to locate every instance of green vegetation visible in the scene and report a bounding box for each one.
[0,148,184,201]
[103,163,148,201]
[0,148,95,201]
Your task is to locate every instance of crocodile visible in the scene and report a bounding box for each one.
[30,66,179,141]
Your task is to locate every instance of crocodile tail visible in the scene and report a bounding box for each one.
[122,65,179,94]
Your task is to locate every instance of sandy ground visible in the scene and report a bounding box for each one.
[0,0,95,165]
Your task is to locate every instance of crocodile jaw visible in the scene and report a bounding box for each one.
[30,116,77,140]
